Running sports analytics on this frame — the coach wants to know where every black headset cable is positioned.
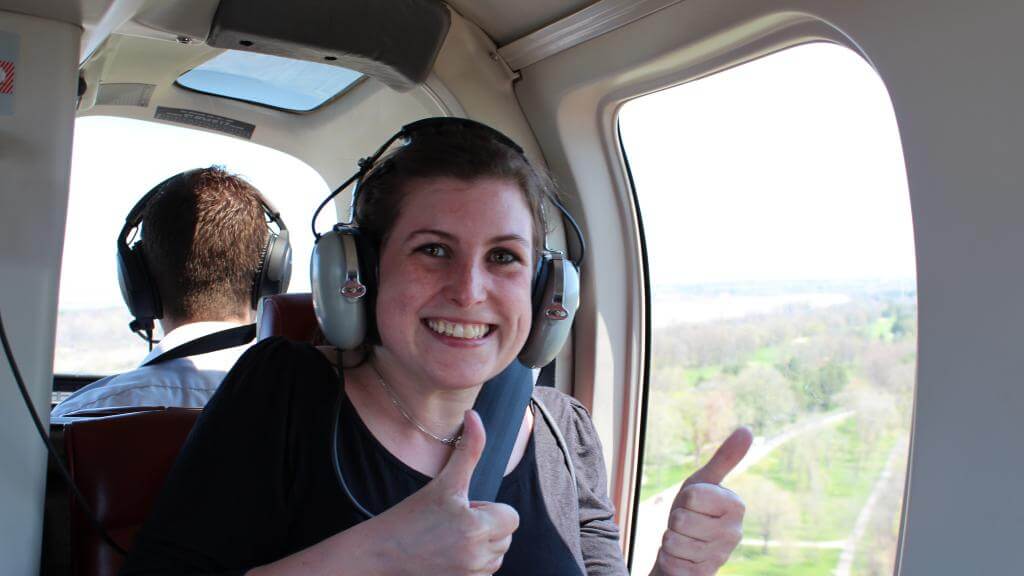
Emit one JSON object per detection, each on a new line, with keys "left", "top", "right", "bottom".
{"left": 0, "top": 309, "right": 129, "bottom": 557}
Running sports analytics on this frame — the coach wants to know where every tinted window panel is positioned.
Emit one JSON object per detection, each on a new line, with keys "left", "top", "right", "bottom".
{"left": 177, "top": 51, "right": 362, "bottom": 111}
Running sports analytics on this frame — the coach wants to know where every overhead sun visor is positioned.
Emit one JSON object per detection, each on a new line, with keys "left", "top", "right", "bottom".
{"left": 206, "top": 0, "right": 450, "bottom": 92}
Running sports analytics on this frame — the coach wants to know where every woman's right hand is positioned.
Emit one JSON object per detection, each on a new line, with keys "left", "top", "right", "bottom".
{"left": 371, "top": 409, "right": 520, "bottom": 575}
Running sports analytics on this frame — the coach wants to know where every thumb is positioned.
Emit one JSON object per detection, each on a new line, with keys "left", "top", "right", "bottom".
{"left": 683, "top": 427, "right": 754, "bottom": 487}
{"left": 434, "top": 409, "right": 486, "bottom": 500}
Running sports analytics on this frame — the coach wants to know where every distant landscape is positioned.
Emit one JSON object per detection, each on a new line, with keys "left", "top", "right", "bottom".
{"left": 634, "top": 279, "right": 915, "bottom": 576}
{"left": 53, "top": 307, "right": 151, "bottom": 375}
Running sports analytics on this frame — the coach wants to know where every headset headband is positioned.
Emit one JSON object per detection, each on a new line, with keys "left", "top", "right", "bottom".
{"left": 311, "top": 118, "right": 586, "bottom": 265}
{"left": 118, "top": 171, "right": 289, "bottom": 281}
{"left": 121, "top": 171, "right": 288, "bottom": 243}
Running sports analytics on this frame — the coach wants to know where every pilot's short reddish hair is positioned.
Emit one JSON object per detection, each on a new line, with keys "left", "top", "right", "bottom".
{"left": 141, "top": 166, "right": 268, "bottom": 320}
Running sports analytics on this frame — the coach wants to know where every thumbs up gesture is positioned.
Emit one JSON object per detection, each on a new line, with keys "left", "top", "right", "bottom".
{"left": 372, "top": 409, "right": 520, "bottom": 576}
{"left": 651, "top": 427, "right": 753, "bottom": 576}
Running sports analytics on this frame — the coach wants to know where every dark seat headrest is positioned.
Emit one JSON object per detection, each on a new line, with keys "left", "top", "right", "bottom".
{"left": 256, "top": 292, "right": 323, "bottom": 343}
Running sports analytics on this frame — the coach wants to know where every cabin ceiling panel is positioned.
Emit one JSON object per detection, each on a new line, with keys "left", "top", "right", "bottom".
{"left": 446, "top": 0, "right": 598, "bottom": 45}
{"left": 0, "top": 0, "right": 91, "bottom": 25}
{"left": 207, "top": 0, "right": 450, "bottom": 91}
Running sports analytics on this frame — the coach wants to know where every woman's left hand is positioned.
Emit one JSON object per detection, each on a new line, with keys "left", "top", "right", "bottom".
{"left": 651, "top": 428, "right": 753, "bottom": 576}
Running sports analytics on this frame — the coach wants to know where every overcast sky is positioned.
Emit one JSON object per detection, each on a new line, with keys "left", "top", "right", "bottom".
{"left": 620, "top": 42, "right": 915, "bottom": 289}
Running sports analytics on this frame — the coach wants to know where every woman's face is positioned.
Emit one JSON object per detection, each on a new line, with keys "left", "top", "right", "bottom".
{"left": 374, "top": 176, "right": 535, "bottom": 390}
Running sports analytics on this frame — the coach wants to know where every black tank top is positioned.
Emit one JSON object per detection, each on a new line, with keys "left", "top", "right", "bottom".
{"left": 338, "top": 390, "right": 583, "bottom": 575}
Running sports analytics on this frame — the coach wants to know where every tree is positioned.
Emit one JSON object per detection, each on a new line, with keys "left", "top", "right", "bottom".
{"left": 838, "top": 378, "right": 898, "bottom": 476}
{"left": 802, "top": 360, "right": 849, "bottom": 410}
{"left": 736, "top": 476, "right": 800, "bottom": 556}
{"left": 677, "top": 382, "right": 737, "bottom": 467}
{"left": 891, "top": 310, "right": 915, "bottom": 340}
{"left": 731, "top": 365, "right": 797, "bottom": 436}
{"left": 644, "top": 383, "right": 690, "bottom": 470}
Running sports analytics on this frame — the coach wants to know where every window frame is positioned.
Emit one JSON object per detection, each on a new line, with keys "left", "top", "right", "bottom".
{"left": 612, "top": 40, "right": 916, "bottom": 573}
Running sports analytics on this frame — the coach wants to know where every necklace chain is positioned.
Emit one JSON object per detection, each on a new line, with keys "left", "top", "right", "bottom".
{"left": 370, "top": 362, "right": 463, "bottom": 447}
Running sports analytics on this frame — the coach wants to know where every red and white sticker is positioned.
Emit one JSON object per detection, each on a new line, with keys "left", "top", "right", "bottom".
{"left": 0, "top": 59, "right": 14, "bottom": 94}
{"left": 0, "top": 30, "right": 16, "bottom": 115}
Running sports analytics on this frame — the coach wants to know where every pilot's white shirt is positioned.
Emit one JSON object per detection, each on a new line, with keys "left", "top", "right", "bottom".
{"left": 50, "top": 321, "right": 253, "bottom": 419}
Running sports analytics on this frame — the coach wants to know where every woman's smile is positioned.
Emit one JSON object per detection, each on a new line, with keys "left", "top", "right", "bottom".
{"left": 423, "top": 318, "right": 493, "bottom": 341}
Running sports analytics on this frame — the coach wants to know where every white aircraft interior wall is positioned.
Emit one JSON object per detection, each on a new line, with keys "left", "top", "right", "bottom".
{"left": 515, "top": 0, "right": 1024, "bottom": 572}
{"left": 0, "top": 11, "right": 80, "bottom": 575}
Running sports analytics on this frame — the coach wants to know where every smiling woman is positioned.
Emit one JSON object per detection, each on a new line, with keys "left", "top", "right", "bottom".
{"left": 117, "top": 118, "right": 745, "bottom": 576}
{"left": 119, "top": 119, "right": 602, "bottom": 576}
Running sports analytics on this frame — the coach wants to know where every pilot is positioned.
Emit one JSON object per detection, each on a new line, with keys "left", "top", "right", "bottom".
{"left": 121, "top": 121, "right": 746, "bottom": 575}
{"left": 51, "top": 166, "right": 290, "bottom": 418}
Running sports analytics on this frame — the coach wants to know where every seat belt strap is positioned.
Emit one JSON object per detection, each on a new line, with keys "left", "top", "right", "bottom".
{"left": 468, "top": 360, "right": 533, "bottom": 502}
{"left": 143, "top": 324, "right": 256, "bottom": 367}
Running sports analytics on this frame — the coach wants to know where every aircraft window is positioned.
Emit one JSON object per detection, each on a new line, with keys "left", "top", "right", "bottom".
{"left": 176, "top": 51, "right": 362, "bottom": 112}
{"left": 53, "top": 116, "right": 330, "bottom": 385}
{"left": 620, "top": 43, "right": 915, "bottom": 575}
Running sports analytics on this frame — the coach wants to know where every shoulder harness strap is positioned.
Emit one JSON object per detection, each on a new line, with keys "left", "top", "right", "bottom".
{"left": 531, "top": 393, "right": 578, "bottom": 498}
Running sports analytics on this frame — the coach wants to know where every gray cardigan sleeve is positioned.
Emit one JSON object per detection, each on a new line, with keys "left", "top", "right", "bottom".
{"left": 533, "top": 387, "right": 629, "bottom": 575}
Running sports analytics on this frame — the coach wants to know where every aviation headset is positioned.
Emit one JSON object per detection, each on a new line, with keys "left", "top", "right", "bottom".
{"left": 310, "top": 117, "right": 585, "bottom": 368}
{"left": 117, "top": 169, "right": 292, "bottom": 344}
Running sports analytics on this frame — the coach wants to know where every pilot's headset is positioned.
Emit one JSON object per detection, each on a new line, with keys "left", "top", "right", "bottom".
{"left": 117, "top": 169, "right": 292, "bottom": 345}
{"left": 310, "top": 117, "right": 584, "bottom": 368}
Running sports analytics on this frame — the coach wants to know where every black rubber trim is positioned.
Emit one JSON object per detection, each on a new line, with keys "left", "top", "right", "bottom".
{"left": 618, "top": 122, "right": 654, "bottom": 573}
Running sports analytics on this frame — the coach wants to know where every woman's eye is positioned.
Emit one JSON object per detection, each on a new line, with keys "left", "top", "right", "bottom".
{"left": 417, "top": 244, "right": 449, "bottom": 258}
{"left": 489, "top": 249, "right": 520, "bottom": 265}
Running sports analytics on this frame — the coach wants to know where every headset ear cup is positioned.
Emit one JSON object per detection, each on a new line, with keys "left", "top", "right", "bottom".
{"left": 530, "top": 256, "right": 549, "bottom": 310}
{"left": 353, "top": 230, "right": 379, "bottom": 344}
{"left": 116, "top": 240, "right": 161, "bottom": 325}
{"left": 251, "top": 229, "right": 293, "bottom": 309}
{"left": 518, "top": 253, "right": 580, "bottom": 368}
{"left": 311, "top": 227, "right": 375, "bottom": 349}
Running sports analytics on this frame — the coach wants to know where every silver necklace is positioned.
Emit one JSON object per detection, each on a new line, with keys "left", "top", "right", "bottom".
{"left": 370, "top": 362, "right": 463, "bottom": 447}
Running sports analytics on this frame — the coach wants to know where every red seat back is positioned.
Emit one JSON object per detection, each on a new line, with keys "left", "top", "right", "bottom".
{"left": 59, "top": 294, "right": 319, "bottom": 576}
{"left": 63, "top": 408, "right": 200, "bottom": 576}
{"left": 256, "top": 292, "right": 322, "bottom": 342}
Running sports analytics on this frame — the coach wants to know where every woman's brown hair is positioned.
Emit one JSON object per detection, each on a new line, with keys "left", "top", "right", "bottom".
{"left": 353, "top": 124, "right": 557, "bottom": 254}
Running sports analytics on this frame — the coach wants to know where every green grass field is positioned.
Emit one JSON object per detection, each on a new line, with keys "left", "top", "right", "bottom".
{"left": 638, "top": 462, "right": 687, "bottom": 502}
{"left": 870, "top": 317, "right": 896, "bottom": 341}
{"left": 681, "top": 364, "right": 720, "bottom": 385}
{"left": 749, "top": 345, "right": 780, "bottom": 365}
{"left": 741, "top": 419, "right": 897, "bottom": 541}
{"left": 720, "top": 547, "right": 841, "bottom": 576}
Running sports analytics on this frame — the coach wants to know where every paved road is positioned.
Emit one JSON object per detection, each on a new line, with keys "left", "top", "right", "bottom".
{"left": 833, "top": 442, "right": 904, "bottom": 576}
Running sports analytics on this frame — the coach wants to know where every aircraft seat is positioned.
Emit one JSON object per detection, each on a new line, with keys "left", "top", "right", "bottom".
{"left": 63, "top": 408, "right": 200, "bottom": 576}
{"left": 256, "top": 292, "right": 321, "bottom": 342}
{"left": 55, "top": 294, "right": 319, "bottom": 576}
